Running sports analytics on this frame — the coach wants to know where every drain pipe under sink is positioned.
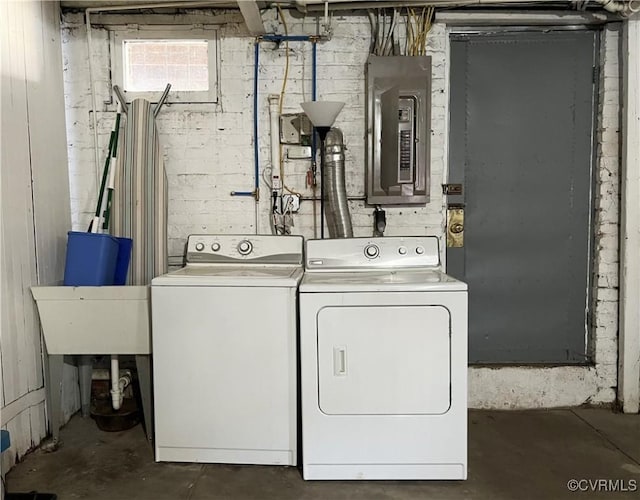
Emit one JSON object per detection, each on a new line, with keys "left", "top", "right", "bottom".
{"left": 110, "top": 355, "right": 131, "bottom": 411}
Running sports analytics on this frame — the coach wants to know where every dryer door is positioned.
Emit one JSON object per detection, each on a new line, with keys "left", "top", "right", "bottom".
{"left": 317, "top": 305, "right": 451, "bottom": 415}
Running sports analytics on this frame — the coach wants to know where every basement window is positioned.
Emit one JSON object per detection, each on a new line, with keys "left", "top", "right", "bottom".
{"left": 112, "top": 29, "right": 219, "bottom": 103}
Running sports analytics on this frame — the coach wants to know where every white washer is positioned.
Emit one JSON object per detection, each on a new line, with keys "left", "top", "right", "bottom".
{"left": 300, "top": 236, "right": 468, "bottom": 480}
{"left": 152, "top": 234, "right": 303, "bottom": 465}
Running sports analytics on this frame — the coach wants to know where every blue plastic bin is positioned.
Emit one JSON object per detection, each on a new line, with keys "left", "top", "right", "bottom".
{"left": 114, "top": 237, "right": 133, "bottom": 285}
{"left": 63, "top": 231, "right": 119, "bottom": 286}
{"left": 1, "top": 429, "right": 10, "bottom": 453}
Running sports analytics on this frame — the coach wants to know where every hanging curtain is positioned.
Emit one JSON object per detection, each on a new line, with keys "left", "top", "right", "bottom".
{"left": 112, "top": 98, "right": 168, "bottom": 285}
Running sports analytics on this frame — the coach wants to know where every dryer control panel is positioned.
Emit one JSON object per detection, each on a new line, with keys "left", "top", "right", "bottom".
{"left": 306, "top": 236, "right": 440, "bottom": 271}
{"left": 186, "top": 234, "right": 303, "bottom": 265}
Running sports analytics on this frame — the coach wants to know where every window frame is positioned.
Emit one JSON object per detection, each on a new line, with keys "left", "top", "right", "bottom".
{"left": 111, "top": 27, "right": 220, "bottom": 104}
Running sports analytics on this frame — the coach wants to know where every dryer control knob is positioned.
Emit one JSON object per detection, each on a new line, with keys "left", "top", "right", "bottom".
{"left": 416, "top": 246, "right": 425, "bottom": 255}
{"left": 211, "top": 242, "right": 221, "bottom": 252}
{"left": 237, "top": 240, "right": 253, "bottom": 255}
{"left": 195, "top": 242, "right": 205, "bottom": 252}
{"left": 398, "top": 246, "right": 407, "bottom": 255}
{"left": 364, "top": 244, "right": 380, "bottom": 259}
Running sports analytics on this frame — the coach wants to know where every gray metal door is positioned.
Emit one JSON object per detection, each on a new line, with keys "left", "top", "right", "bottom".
{"left": 447, "top": 30, "right": 598, "bottom": 364}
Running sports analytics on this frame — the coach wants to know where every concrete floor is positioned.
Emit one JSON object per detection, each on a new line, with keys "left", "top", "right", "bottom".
{"left": 6, "top": 409, "right": 640, "bottom": 500}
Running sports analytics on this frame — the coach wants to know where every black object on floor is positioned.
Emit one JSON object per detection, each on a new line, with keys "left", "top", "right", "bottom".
{"left": 6, "top": 493, "right": 57, "bottom": 499}
{"left": 90, "top": 397, "right": 140, "bottom": 432}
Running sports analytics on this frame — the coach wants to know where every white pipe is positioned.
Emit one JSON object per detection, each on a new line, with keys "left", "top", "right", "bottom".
{"left": 110, "top": 355, "right": 131, "bottom": 411}
{"left": 268, "top": 95, "right": 282, "bottom": 192}
{"left": 297, "top": 0, "right": 573, "bottom": 4}
{"left": 110, "top": 355, "right": 120, "bottom": 410}
{"left": 85, "top": 1, "right": 225, "bottom": 15}
{"left": 295, "top": 0, "right": 631, "bottom": 13}
{"left": 85, "top": 10, "right": 100, "bottom": 195}
{"left": 95, "top": 367, "right": 132, "bottom": 380}
{"left": 296, "top": 0, "right": 551, "bottom": 8}
{"left": 594, "top": 0, "right": 625, "bottom": 13}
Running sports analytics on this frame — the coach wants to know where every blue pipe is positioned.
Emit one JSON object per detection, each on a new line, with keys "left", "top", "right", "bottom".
{"left": 253, "top": 40, "right": 260, "bottom": 193}
{"left": 234, "top": 35, "right": 319, "bottom": 199}
{"left": 312, "top": 40, "right": 317, "bottom": 156}
{"left": 262, "top": 35, "right": 313, "bottom": 42}
{"left": 312, "top": 40, "right": 321, "bottom": 237}
{"left": 232, "top": 41, "right": 261, "bottom": 198}
{"left": 312, "top": 41, "right": 317, "bottom": 101}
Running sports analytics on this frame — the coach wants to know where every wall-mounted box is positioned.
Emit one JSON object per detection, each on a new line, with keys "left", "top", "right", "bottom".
{"left": 287, "top": 145, "right": 312, "bottom": 159}
{"left": 280, "top": 113, "right": 312, "bottom": 145}
{"left": 366, "top": 56, "right": 431, "bottom": 205}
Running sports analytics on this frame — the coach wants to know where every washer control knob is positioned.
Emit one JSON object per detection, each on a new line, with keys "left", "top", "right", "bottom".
{"left": 364, "top": 244, "right": 380, "bottom": 259}
{"left": 237, "top": 240, "right": 253, "bottom": 255}
{"left": 416, "top": 246, "right": 425, "bottom": 255}
{"left": 211, "top": 242, "right": 221, "bottom": 252}
{"left": 398, "top": 246, "right": 407, "bottom": 255}
{"left": 195, "top": 242, "right": 205, "bottom": 252}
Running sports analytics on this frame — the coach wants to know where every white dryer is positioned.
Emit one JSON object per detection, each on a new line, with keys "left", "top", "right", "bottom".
{"left": 300, "top": 236, "right": 468, "bottom": 480}
{"left": 152, "top": 235, "right": 303, "bottom": 465}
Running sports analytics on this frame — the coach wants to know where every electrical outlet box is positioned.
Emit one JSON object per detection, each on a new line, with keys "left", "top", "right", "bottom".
{"left": 282, "top": 194, "right": 301, "bottom": 213}
{"left": 287, "top": 146, "right": 312, "bottom": 159}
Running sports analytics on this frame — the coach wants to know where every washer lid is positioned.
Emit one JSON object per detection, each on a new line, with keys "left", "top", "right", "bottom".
{"left": 152, "top": 265, "right": 303, "bottom": 287}
{"left": 299, "top": 269, "right": 467, "bottom": 293}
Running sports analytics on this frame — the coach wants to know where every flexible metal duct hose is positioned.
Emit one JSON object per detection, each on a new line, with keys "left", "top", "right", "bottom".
{"left": 324, "top": 128, "right": 353, "bottom": 238}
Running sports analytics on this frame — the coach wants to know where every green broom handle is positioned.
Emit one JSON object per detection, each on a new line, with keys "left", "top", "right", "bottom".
{"left": 88, "top": 129, "right": 116, "bottom": 232}
{"left": 102, "top": 112, "right": 122, "bottom": 230}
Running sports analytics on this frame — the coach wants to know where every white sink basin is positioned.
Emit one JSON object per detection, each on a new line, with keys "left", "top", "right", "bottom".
{"left": 31, "top": 286, "right": 151, "bottom": 355}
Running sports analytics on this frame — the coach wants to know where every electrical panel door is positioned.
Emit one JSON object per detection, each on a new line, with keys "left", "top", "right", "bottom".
{"left": 366, "top": 56, "right": 431, "bottom": 205}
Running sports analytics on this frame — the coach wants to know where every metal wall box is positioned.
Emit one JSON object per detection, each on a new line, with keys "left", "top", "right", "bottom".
{"left": 366, "top": 56, "right": 431, "bottom": 205}
{"left": 280, "top": 113, "right": 312, "bottom": 145}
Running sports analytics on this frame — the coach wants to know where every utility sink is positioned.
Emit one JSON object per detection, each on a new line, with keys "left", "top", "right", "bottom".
{"left": 31, "top": 286, "right": 151, "bottom": 355}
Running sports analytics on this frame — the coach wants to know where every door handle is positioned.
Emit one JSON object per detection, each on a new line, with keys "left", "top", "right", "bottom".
{"left": 447, "top": 206, "right": 465, "bottom": 248}
{"left": 333, "top": 346, "right": 347, "bottom": 376}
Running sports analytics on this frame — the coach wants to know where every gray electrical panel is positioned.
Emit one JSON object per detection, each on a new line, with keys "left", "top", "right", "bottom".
{"left": 366, "top": 56, "right": 431, "bottom": 205}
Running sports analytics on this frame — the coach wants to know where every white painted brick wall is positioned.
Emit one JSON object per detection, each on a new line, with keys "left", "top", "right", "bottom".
{"left": 61, "top": 12, "right": 447, "bottom": 257}
{"left": 589, "top": 25, "right": 621, "bottom": 404}
{"left": 61, "top": 11, "right": 620, "bottom": 408}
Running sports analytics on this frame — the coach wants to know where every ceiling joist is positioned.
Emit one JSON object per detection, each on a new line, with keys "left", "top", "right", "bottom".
{"left": 237, "top": 0, "right": 266, "bottom": 35}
